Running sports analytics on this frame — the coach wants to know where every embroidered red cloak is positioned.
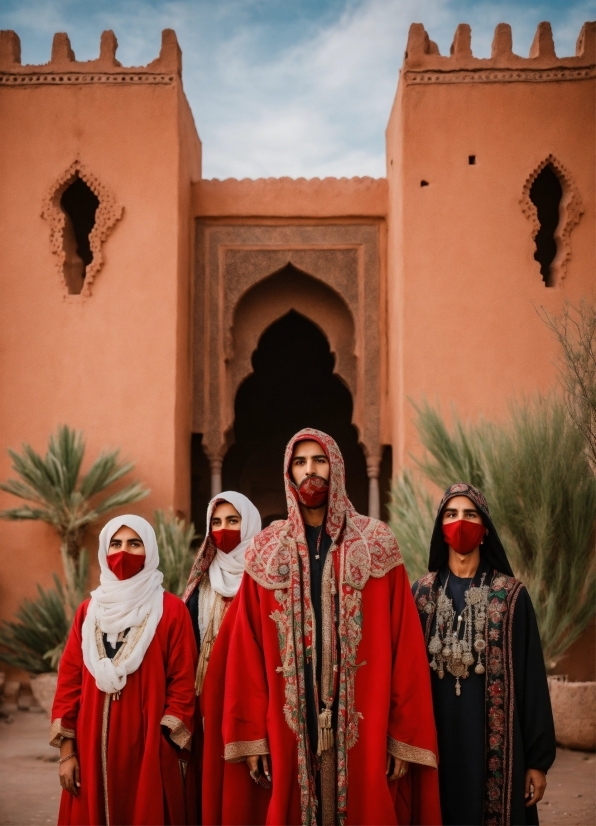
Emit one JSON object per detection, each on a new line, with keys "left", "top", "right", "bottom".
{"left": 221, "top": 428, "right": 442, "bottom": 826}
{"left": 50, "top": 592, "right": 197, "bottom": 826}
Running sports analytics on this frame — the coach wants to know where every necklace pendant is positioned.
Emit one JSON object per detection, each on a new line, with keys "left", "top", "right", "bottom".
{"left": 455, "top": 677, "right": 461, "bottom": 696}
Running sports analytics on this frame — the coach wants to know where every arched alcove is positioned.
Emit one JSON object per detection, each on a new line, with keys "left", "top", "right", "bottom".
{"left": 193, "top": 223, "right": 383, "bottom": 517}
{"left": 222, "top": 311, "right": 369, "bottom": 522}
{"left": 520, "top": 155, "right": 584, "bottom": 287}
{"left": 529, "top": 164, "right": 562, "bottom": 287}
{"left": 60, "top": 175, "right": 100, "bottom": 294}
{"left": 227, "top": 263, "right": 357, "bottom": 409}
{"left": 41, "top": 159, "right": 123, "bottom": 298}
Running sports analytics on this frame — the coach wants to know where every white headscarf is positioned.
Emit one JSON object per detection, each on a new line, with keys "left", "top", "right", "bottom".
{"left": 81, "top": 515, "right": 164, "bottom": 695}
{"left": 207, "top": 492, "right": 261, "bottom": 598}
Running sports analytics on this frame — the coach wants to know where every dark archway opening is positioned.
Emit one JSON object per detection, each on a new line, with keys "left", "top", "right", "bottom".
{"left": 60, "top": 176, "right": 100, "bottom": 294}
{"left": 222, "top": 310, "right": 369, "bottom": 525}
{"left": 529, "top": 164, "right": 562, "bottom": 287}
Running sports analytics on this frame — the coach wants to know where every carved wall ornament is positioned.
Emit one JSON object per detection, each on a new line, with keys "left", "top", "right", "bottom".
{"left": 0, "top": 73, "right": 175, "bottom": 86}
{"left": 520, "top": 155, "right": 584, "bottom": 286}
{"left": 404, "top": 67, "right": 594, "bottom": 85}
{"left": 41, "top": 160, "right": 123, "bottom": 299}
{"left": 193, "top": 223, "right": 383, "bottom": 472}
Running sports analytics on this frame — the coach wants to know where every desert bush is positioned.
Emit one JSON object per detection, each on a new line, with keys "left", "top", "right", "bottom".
{"left": 0, "top": 576, "right": 69, "bottom": 673}
{"left": 389, "top": 397, "right": 596, "bottom": 666}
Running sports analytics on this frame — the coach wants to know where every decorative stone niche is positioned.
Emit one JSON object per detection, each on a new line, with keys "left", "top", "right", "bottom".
{"left": 41, "top": 160, "right": 123, "bottom": 299}
{"left": 193, "top": 222, "right": 384, "bottom": 516}
{"left": 520, "top": 155, "right": 583, "bottom": 287}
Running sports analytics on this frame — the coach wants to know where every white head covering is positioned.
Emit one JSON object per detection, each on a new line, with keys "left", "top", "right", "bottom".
{"left": 207, "top": 492, "right": 261, "bottom": 598}
{"left": 81, "top": 515, "right": 164, "bottom": 695}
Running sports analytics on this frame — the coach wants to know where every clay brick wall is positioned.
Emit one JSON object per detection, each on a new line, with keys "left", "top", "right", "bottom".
{"left": 0, "top": 30, "right": 201, "bottom": 619}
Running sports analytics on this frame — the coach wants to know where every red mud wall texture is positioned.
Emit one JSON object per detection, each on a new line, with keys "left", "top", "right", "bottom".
{"left": 386, "top": 22, "right": 596, "bottom": 471}
{"left": 0, "top": 30, "right": 201, "bottom": 619}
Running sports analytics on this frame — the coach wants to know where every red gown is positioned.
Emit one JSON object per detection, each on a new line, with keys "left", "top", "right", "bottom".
{"left": 220, "top": 428, "right": 442, "bottom": 826}
{"left": 50, "top": 592, "right": 197, "bottom": 825}
{"left": 200, "top": 598, "right": 271, "bottom": 826}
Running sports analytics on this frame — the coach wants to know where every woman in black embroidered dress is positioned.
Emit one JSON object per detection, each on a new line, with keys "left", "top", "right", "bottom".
{"left": 412, "top": 483, "right": 556, "bottom": 826}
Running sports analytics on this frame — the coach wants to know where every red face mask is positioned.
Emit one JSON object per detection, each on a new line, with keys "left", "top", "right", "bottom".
{"left": 296, "top": 475, "right": 329, "bottom": 509}
{"left": 442, "top": 520, "right": 486, "bottom": 555}
{"left": 107, "top": 551, "right": 146, "bottom": 580}
{"left": 211, "top": 529, "right": 241, "bottom": 553}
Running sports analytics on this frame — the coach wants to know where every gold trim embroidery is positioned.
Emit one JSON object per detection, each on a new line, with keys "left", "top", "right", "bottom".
{"left": 49, "top": 718, "right": 76, "bottom": 747}
{"left": 102, "top": 693, "right": 112, "bottom": 826}
{"left": 224, "top": 738, "right": 270, "bottom": 763}
{"left": 160, "top": 714, "right": 192, "bottom": 750}
{"left": 270, "top": 588, "right": 299, "bottom": 735}
{"left": 387, "top": 736, "right": 437, "bottom": 768}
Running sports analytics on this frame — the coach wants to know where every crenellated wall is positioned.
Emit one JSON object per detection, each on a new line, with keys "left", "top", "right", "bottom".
{"left": 386, "top": 20, "right": 595, "bottom": 472}
{"left": 0, "top": 29, "right": 201, "bottom": 620}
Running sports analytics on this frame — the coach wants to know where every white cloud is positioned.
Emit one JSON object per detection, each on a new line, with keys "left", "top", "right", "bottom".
{"left": 0, "top": 0, "right": 590, "bottom": 178}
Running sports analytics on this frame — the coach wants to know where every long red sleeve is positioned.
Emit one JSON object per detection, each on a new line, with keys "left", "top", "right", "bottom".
{"left": 50, "top": 600, "right": 88, "bottom": 742}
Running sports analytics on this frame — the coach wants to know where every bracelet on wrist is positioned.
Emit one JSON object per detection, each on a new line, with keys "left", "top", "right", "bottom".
{"left": 59, "top": 751, "right": 77, "bottom": 764}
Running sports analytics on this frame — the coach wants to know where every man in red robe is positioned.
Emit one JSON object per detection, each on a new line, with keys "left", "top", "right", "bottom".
{"left": 50, "top": 515, "right": 197, "bottom": 825}
{"left": 221, "top": 429, "right": 441, "bottom": 826}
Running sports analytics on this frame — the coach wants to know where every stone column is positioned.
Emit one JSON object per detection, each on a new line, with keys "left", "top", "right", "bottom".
{"left": 366, "top": 456, "right": 381, "bottom": 520}
{"left": 210, "top": 457, "right": 223, "bottom": 499}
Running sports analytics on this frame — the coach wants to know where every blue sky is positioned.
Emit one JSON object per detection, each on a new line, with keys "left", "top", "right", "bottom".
{"left": 0, "top": 0, "right": 592, "bottom": 178}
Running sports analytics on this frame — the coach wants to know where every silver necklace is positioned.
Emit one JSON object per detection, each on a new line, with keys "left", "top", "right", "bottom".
{"left": 428, "top": 572, "right": 489, "bottom": 696}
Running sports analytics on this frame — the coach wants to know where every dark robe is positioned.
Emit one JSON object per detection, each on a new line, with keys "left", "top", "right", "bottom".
{"left": 304, "top": 523, "right": 333, "bottom": 753}
{"left": 414, "top": 482, "right": 557, "bottom": 826}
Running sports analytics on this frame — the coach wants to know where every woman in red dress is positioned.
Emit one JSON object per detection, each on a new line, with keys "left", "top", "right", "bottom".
{"left": 182, "top": 492, "right": 264, "bottom": 825}
{"left": 50, "top": 515, "right": 197, "bottom": 826}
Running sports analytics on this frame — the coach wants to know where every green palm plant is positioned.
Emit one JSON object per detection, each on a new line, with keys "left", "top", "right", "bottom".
{"left": 0, "top": 425, "right": 149, "bottom": 611}
{"left": 154, "top": 508, "right": 199, "bottom": 597}
{"left": 389, "top": 397, "right": 596, "bottom": 667}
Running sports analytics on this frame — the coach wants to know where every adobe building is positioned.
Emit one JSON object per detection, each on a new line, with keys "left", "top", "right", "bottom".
{"left": 0, "top": 21, "right": 594, "bottom": 674}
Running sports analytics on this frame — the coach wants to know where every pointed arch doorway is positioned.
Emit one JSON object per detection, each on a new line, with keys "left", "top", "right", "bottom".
{"left": 222, "top": 311, "right": 369, "bottom": 524}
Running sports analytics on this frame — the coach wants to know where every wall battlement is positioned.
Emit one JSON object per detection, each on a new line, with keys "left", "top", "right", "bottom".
{"left": 0, "top": 28, "right": 181, "bottom": 85}
{"left": 403, "top": 20, "right": 595, "bottom": 84}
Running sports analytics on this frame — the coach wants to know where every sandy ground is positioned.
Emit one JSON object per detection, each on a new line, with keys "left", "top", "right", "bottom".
{"left": 0, "top": 710, "right": 594, "bottom": 825}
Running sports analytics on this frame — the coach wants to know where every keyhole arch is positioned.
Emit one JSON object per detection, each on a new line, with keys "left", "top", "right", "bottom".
{"left": 520, "top": 155, "right": 584, "bottom": 288}
{"left": 42, "top": 160, "right": 123, "bottom": 299}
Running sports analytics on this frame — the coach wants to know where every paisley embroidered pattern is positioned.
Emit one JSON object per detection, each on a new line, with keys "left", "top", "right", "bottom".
{"left": 181, "top": 534, "right": 217, "bottom": 603}
{"left": 335, "top": 585, "right": 365, "bottom": 816}
{"left": 484, "top": 574, "right": 522, "bottom": 826}
{"left": 270, "top": 588, "right": 300, "bottom": 734}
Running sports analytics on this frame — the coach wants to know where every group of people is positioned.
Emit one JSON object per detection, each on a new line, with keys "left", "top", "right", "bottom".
{"left": 49, "top": 428, "right": 556, "bottom": 826}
